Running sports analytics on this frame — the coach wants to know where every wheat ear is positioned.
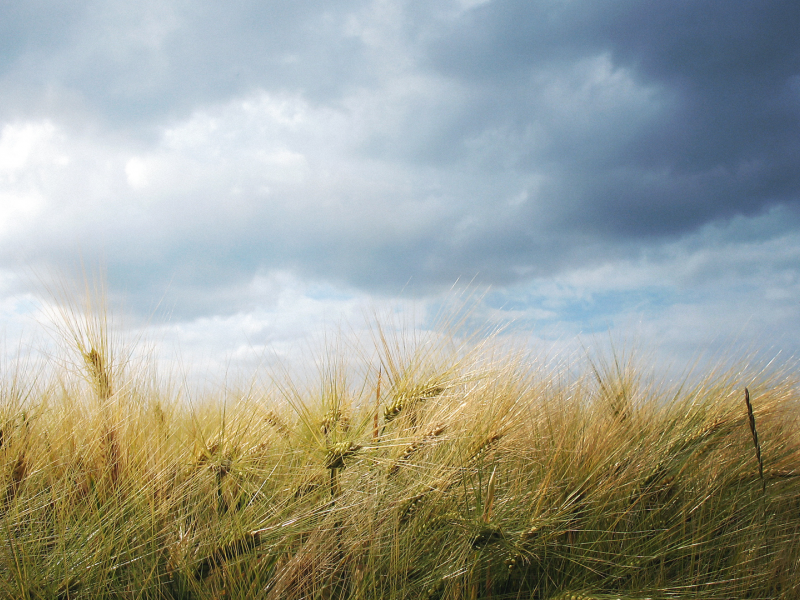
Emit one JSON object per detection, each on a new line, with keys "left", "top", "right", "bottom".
{"left": 388, "top": 423, "right": 446, "bottom": 476}
{"left": 84, "top": 347, "right": 112, "bottom": 400}
{"left": 468, "top": 431, "right": 503, "bottom": 467}
{"left": 265, "top": 410, "right": 290, "bottom": 439}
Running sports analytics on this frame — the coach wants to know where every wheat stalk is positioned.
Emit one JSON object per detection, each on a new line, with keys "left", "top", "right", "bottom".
{"left": 373, "top": 366, "right": 381, "bottom": 441}
{"left": 482, "top": 466, "right": 496, "bottom": 524}
{"left": 744, "top": 387, "right": 765, "bottom": 493}
{"left": 102, "top": 424, "right": 120, "bottom": 488}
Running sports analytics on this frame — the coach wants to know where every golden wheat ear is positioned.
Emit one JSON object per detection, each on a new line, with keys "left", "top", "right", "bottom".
{"left": 388, "top": 422, "right": 446, "bottom": 477}
{"left": 84, "top": 347, "right": 112, "bottom": 400}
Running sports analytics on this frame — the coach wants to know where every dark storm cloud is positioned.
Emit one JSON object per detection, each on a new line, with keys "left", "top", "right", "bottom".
{"left": 424, "top": 0, "right": 800, "bottom": 237}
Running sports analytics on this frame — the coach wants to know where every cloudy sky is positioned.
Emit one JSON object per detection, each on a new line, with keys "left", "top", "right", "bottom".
{"left": 1, "top": 0, "right": 799, "bottom": 378}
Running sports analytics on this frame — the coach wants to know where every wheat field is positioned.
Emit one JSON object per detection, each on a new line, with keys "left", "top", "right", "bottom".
{"left": 0, "top": 294, "right": 799, "bottom": 599}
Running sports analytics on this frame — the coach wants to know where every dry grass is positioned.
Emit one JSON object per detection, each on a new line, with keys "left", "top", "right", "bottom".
{"left": 0, "top": 292, "right": 798, "bottom": 599}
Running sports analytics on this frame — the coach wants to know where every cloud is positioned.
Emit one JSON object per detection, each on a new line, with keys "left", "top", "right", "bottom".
{"left": 0, "top": 1, "right": 798, "bottom": 378}
{"left": 0, "top": 0, "right": 376, "bottom": 130}
{"left": 425, "top": 0, "right": 800, "bottom": 236}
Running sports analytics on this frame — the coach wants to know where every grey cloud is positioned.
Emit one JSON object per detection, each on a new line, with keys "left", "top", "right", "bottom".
{"left": 421, "top": 0, "right": 800, "bottom": 237}
{"left": 0, "top": 0, "right": 372, "bottom": 129}
{"left": 2, "top": 0, "right": 800, "bottom": 323}
{"left": 0, "top": 2, "right": 85, "bottom": 66}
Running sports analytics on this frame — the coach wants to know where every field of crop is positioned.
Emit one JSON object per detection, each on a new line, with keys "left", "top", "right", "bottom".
{"left": 1, "top": 295, "right": 799, "bottom": 599}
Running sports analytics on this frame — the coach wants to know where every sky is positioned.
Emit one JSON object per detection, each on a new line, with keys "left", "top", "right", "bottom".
{"left": 1, "top": 0, "right": 799, "bottom": 381}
